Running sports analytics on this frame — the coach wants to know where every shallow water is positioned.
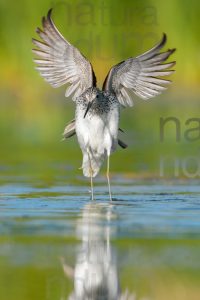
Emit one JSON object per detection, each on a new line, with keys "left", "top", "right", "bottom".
{"left": 0, "top": 178, "right": 200, "bottom": 300}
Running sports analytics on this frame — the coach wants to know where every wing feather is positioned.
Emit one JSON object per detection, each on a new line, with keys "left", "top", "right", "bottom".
{"left": 103, "top": 34, "right": 176, "bottom": 106}
{"left": 32, "top": 9, "right": 96, "bottom": 101}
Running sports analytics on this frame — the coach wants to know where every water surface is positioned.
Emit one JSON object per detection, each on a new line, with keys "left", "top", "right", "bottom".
{"left": 0, "top": 178, "right": 200, "bottom": 300}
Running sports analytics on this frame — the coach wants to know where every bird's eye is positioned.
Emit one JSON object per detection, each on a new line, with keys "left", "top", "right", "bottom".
{"left": 96, "top": 95, "right": 99, "bottom": 98}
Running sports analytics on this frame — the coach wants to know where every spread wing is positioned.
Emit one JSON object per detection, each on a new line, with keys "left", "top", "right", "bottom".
{"left": 103, "top": 34, "right": 176, "bottom": 107}
{"left": 32, "top": 9, "right": 96, "bottom": 101}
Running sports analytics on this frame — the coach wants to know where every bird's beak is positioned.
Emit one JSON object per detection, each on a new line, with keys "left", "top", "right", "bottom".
{"left": 84, "top": 101, "right": 93, "bottom": 118}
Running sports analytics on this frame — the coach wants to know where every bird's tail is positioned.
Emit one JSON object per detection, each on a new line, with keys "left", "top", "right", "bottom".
{"left": 82, "top": 152, "right": 105, "bottom": 177}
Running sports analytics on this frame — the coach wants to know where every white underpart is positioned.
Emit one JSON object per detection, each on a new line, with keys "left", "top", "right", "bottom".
{"left": 75, "top": 106, "right": 119, "bottom": 177}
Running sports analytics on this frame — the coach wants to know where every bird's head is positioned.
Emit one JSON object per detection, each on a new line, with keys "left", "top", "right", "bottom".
{"left": 84, "top": 88, "right": 102, "bottom": 118}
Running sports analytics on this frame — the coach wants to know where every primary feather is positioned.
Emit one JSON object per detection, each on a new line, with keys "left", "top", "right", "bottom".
{"left": 32, "top": 9, "right": 96, "bottom": 101}
{"left": 103, "top": 33, "right": 176, "bottom": 106}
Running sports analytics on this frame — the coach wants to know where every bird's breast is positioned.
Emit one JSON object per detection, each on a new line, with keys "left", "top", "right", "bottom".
{"left": 75, "top": 105, "right": 119, "bottom": 155}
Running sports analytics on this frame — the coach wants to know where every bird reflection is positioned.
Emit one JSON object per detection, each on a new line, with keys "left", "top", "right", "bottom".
{"left": 61, "top": 202, "right": 144, "bottom": 300}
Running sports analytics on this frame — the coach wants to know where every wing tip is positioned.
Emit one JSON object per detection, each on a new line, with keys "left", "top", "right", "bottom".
{"left": 118, "top": 139, "right": 128, "bottom": 149}
{"left": 42, "top": 16, "right": 46, "bottom": 27}
{"left": 170, "top": 61, "right": 176, "bottom": 67}
{"left": 159, "top": 34, "right": 177, "bottom": 56}
{"left": 42, "top": 8, "right": 53, "bottom": 25}
{"left": 168, "top": 48, "right": 176, "bottom": 53}
{"left": 36, "top": 27, "right": 41, "bottom": 34}
{"left": 162, "top": 32, "right": 167, "bottom": 44}
{"left": 41, "top": 9, "right": 52, "bottom": 30}
{"left": 47, "top": 8, "right": 53, "bottom": 20}
{"left": 167, "top": 48, "right": 176, "bottom": 61}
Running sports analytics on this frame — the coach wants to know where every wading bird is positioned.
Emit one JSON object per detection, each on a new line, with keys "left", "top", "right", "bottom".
{"left": 32, "top": 9, "right": 176, "bottom": 200}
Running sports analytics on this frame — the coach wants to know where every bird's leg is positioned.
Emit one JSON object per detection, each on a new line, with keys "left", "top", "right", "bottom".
{"left": 106, "top": 154, "right": 112, "bottom": 201}
{"left": 88, "top": 152, "right": 94, "bottom": 201}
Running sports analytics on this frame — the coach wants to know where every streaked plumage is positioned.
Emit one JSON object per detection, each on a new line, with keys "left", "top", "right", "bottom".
{"left": 32, "top": 9, "right": 176, "bottom": 200}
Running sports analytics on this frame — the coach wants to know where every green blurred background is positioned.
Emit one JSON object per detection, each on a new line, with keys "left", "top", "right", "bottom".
{"left": 0, "top": 2, "right": 200, "bottom": 300}
{"left": 0, "top": 0, "right": 200, "bottom": 182}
